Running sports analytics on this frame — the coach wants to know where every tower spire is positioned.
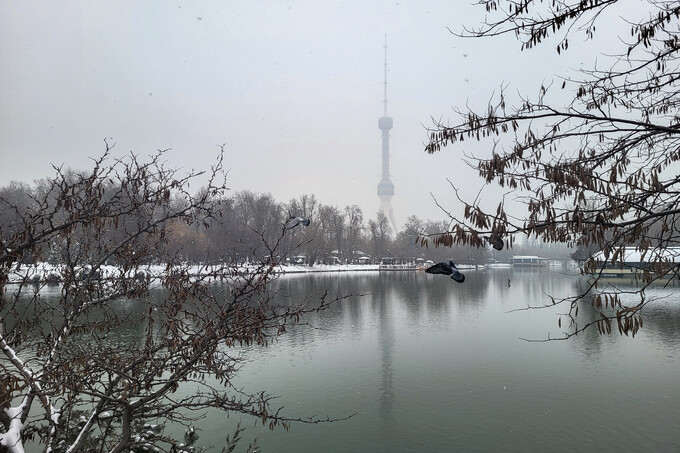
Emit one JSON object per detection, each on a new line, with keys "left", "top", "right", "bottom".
{"left": 383, "top": 33, "right": 388, "bottom": 117}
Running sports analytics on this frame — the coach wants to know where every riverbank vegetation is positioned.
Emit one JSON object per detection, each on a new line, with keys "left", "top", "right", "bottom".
{"left": 0, "top": 149, "right": 355, "bottom": 452}
{"left": 423, "top": 0, "right": 680, "bottom": 338}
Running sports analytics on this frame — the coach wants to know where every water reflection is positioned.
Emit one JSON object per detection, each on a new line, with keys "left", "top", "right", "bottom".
{"left": 246, "top": 268, "right": 680, "bottom": 361}
{"left": 375, "top": 280, "right": 395, "bottom": 424}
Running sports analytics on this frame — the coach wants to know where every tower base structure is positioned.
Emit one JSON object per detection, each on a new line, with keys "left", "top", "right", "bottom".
{"left": 379, "top": 196, "right": 398, "bottom": 236}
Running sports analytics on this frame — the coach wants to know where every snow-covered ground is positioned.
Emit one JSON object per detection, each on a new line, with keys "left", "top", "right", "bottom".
{"left": 4, "top": 262, "right": 382, "bottom": 285}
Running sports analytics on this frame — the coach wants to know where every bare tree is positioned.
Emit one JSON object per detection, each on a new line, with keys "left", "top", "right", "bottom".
{"left": 393, "top": 215, "right": 426, "bottom": 259}
{"left": 422, "top": 0, "right": 680, "bottom": 337}
{"left": 286, "top": 194, "right": 323, "bottom": 265}
{"left": 368, "top": 211, "right": 392, "bottom": 261}
{"left": 0, "top": 147, "right": 342, "bottom": 452}
{"left": 319, "top": 205, "right": 345, "bottom": 261}
{"left": 343, "top": 205, "right": 366, "bottom": 262}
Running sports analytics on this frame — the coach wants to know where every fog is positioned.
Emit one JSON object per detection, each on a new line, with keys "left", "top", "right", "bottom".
{"left": 0, "top": 0, "right": 640, "bottom": 227}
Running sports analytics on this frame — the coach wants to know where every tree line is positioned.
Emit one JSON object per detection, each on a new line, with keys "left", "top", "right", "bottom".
{"left": 0, "top": 170, "right": 507, "bottom": 269}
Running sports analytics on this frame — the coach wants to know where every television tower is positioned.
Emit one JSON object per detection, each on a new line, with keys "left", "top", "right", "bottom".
{"left": 377, "top": 35, "right": 397, "bottom": 234}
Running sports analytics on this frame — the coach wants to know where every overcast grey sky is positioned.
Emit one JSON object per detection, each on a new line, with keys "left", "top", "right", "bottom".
{"left": 0, "top": 1, "right": 635, "bottom": 226}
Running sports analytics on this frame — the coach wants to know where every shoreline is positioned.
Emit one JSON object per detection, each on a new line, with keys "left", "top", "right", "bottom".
{"left": 4, "top": 262, "right": 385, "bottom": 285}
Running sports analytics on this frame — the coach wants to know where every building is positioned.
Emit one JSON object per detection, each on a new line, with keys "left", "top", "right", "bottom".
{"left": 592, "top": 246, "right": 680, "bottom": 278}
{"left": 509, "top": 255, "right": 550, "bottom": 267}
{"left": 377, "top": 35, "right": 397, "bottom": 235}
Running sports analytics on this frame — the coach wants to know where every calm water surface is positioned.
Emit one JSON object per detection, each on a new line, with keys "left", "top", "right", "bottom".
{"left": 193, "top": 269, "right": 680, "bottom": 452}
{"left": 15, "top": 268, "right": 680, "bottom": 452}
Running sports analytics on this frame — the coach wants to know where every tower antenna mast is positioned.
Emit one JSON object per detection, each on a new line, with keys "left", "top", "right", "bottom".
{"left": 383, "top": 34, "right": 388, "bottom": 117}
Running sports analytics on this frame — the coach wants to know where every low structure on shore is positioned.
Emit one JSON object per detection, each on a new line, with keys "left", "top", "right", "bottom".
{"left": 509, "top": 256, "right": 550, "bottom": 267}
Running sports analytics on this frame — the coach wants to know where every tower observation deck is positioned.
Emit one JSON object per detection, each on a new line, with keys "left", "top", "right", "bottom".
{"left": 377, "top": 36, "right": 397, "bottom": 234}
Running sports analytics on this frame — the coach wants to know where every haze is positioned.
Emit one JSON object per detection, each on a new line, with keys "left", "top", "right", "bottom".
{"left": 0, "top": 0, "right": 626, "bottom": 226}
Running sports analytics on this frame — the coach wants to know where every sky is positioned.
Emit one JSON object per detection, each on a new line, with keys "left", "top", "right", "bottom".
{"left": 0, "top": 0, "right": 638, "bottom": 228}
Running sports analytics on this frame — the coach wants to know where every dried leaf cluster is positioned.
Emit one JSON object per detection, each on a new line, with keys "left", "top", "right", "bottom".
{"left": 427, "top": 0, "right": 680, "bottom": 338}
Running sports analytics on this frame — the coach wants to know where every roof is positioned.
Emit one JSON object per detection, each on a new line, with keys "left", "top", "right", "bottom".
{"left": 593, "top": 247, "right": 680, "bottom": 263}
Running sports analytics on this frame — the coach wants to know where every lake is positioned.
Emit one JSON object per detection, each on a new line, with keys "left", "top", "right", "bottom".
{"left": 11, "top": 267, "right": 680, "bottom": 452}
{"left": 187, "top": 268, "right": 680, "bottom": 452}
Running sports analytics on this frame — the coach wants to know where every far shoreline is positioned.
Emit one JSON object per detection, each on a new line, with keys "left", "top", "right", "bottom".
{"left": 5, "top": 262, "right": 387, "bottom": 285}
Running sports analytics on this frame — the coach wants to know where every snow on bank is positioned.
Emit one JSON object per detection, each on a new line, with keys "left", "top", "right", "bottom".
{"left": 269, "top": 263, "right": 380, "bottom": 273}
{"left": 4, "top": 262, "right": 381, "bottom": 285}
